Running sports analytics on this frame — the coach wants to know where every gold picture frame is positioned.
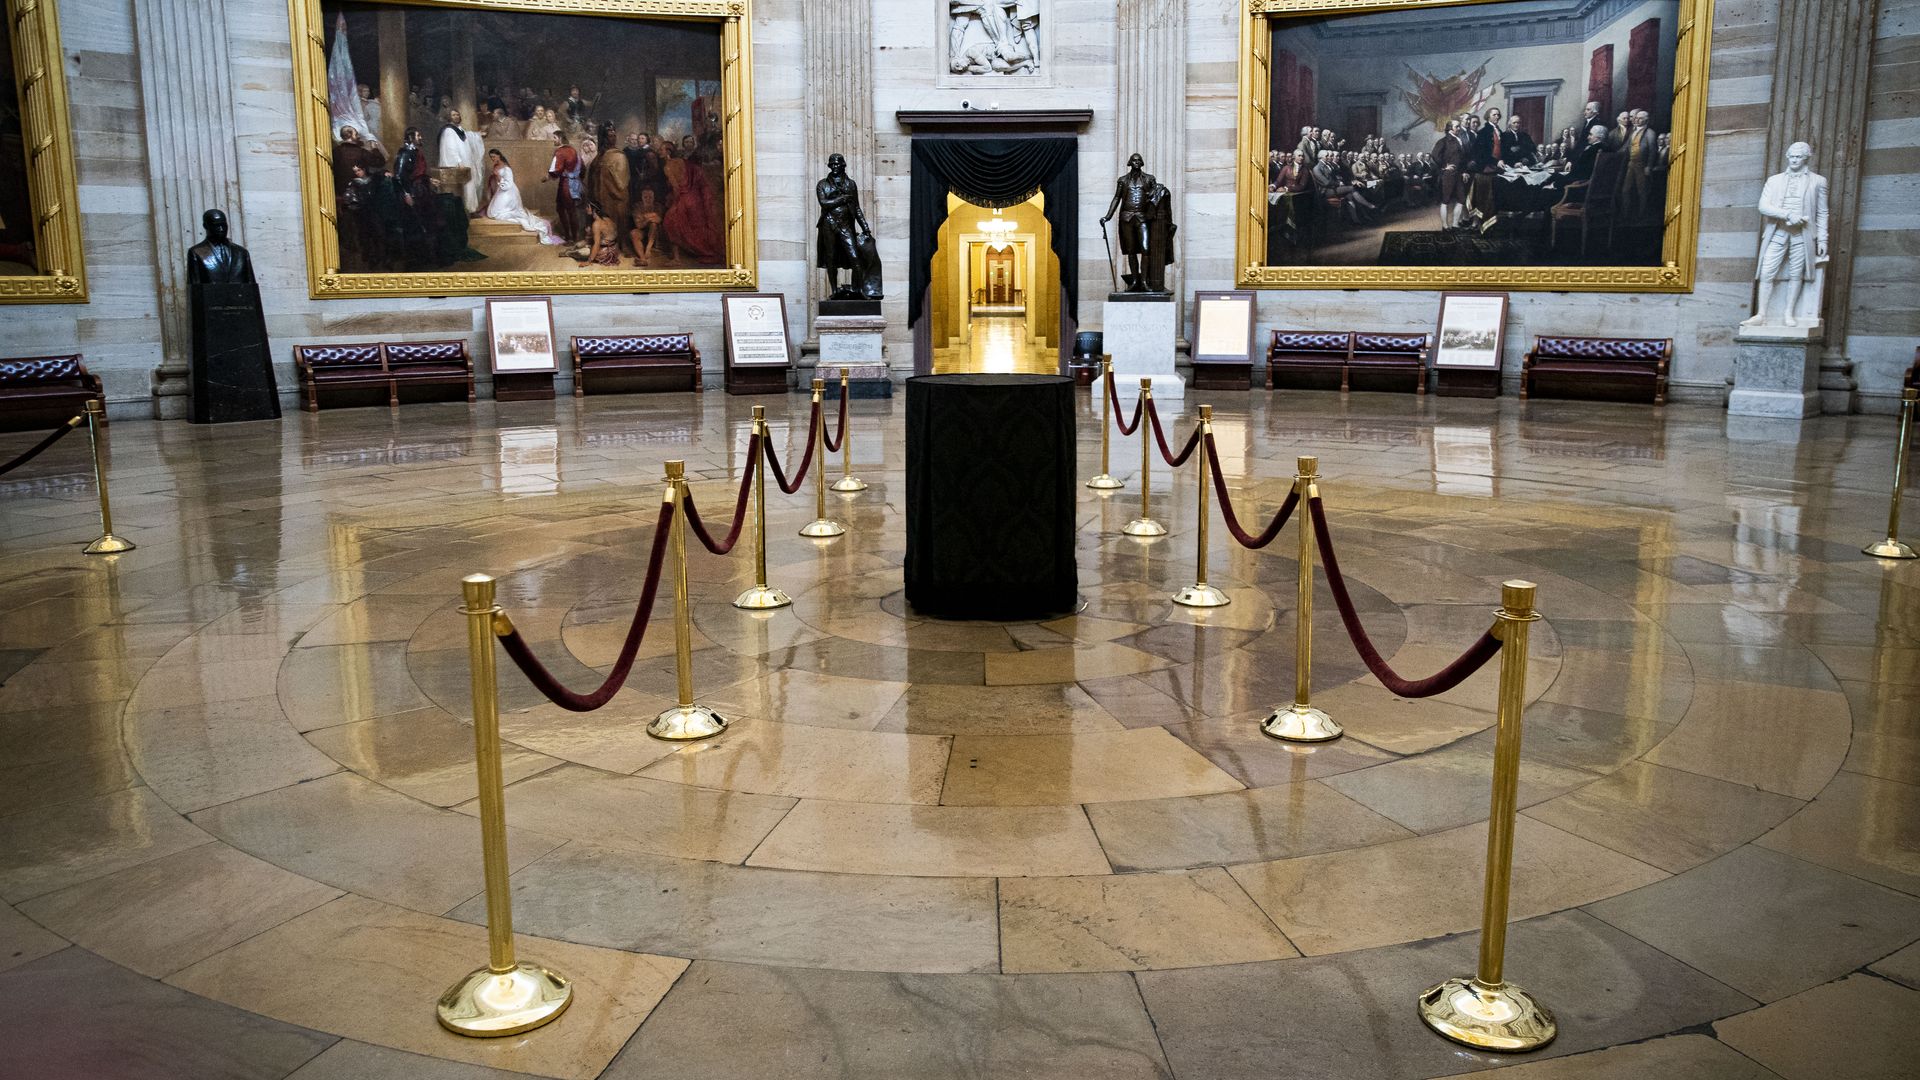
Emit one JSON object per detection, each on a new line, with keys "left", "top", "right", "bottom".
{"left": 287, "top": 0, "right": 758, "bottom": 300}
{"left": 1235, "top": 0, "right": 1713, "bottom": 292}
{"left": 2, "top": 0, "right": 87, "bottom": 303}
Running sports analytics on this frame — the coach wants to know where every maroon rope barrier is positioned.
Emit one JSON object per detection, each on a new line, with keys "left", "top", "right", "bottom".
{"left": 1104, "top": 369, "right": 1143, "bottom": 436}
{"left": 1146, "top": 398, "right": 1201, "bottom": 467}
{"left": 683, "top": 432, "right": 760, "bottom": 555}
{"left": 1308, "top": 495, "right": 1504, "bottom": 698}
{"left": 764, "top": 398, "right": 820, "bottom": 494}
{"left": 822, "top": 388, "right": 848, "bottom": 453}
{"left": 497, "top": 501, "right": 674, "bottom": 712}
{"left": 0, "top": 416, "right": 82, "bottom": 477}
{"left": 1205, "top": 432, "right": 1300, "bottom": 550}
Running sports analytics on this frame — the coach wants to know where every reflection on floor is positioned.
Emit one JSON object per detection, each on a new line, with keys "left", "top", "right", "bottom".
{"left": 1, "top": 390, "right": 1917, "bottom": 1079}
{"left": 932, "top": 314, "right": 1055, "bottom": 375}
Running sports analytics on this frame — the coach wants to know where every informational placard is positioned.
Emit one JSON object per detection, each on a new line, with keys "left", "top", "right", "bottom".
{"left": 1191, "top": 290, "right": 1256, "bottom": 365}
{"left": 723, "top": 293, "right": 792, "bottom": 366}
{"left": 1433, "top": 292, "right": 1510, "bottom": 370}
{"left": 485, "top": 296, "right": 558, "bottom": 374}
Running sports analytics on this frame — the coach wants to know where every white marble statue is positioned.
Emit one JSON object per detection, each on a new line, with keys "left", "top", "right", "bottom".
{"left": 1742, "top": 141, "right": 1828, "bottom": 330}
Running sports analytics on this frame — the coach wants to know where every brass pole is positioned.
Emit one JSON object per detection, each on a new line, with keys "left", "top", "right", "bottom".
{"left": 1122, "top": 378, "right": 1166, "bottom": 537}
{"left": 1174, "top": 405, "right": 1229, "bottom": 607}
{"left": 1263, "top": 456, "right": 1341, "bottom": 742}
{"left": 1418, "top": 580, "right": 1556, "bottom": 1054}
{"left": 81, "top": 400, "right": 133, "bottom": 555}
{"left": 735, "top": 406, "right": 792, "bottom": 609}
{"left": 1088, "top": 355, "right": 1123, "bottom": 490}
{"left": 830, "top": 370, "right": 868, "bottom": 493}
{"left": 436, "top": 573, "right": 572, "bottom": 1036}
{"left": 651, "top": 461, "right": 728, "bottom": 739}
{"left": 800, "top": 378, "right": 846, "bottom": 538}
{"left": 1864, "top": 387, "right": 1918, "bottom": 559}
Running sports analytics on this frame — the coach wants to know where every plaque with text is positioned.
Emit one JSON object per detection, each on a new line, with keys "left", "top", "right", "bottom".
{"left": 722, "top": 292, "right": 792, "bottom": 395}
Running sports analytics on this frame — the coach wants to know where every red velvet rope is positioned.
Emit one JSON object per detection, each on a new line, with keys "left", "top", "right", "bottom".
{"left": 822, "top": 388, "right": 848, "bottom": 453}
{"left": 496, "top": 500, "right": 674, "bottom": 712}
{"left": 1104, "top": 369, "right": 1143, "bottom": 436}
{"left": 1205, "top": 432, "right": 1300, "bottom": 550}
{"left": 682, "top": 432, "right": 760, "bottom": 555}
{"left": 0, "top": 416, "right": 82, "bottom": 477}
{"left": 764, "top": 399, "right": 820, "bottom": 494}
{"left": 1308, "top": 495, "right": 1505, "bottom": 698}
{"left": 1146, "top": 398, "right": 1201, "bottom": 467}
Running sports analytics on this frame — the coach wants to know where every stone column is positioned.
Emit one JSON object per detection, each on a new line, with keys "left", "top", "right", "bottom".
{"left": 134, "top": 0, "right": 244, "bottom": 419}
{"left": 802, "top": 0, "right": 874, "bottom": 331}
{"left": 1117, "top": 0, "right": 1187, "bottom": 326}
{"left": 377, "top": 11, "right": 409, "bottom": 152}
{"left": 1763, "top": 0, "right": 1881, "bottom": 412}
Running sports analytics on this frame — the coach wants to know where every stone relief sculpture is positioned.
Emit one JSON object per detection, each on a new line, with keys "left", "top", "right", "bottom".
{"left": 948, "top": 2, "right": 1040, "bottom": 75}
{"left": 1742, "top": 141, "right": 1829, "bottom": 330}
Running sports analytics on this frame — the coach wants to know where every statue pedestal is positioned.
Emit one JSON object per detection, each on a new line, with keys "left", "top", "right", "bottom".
{"left": 189, "top": 281, "right": 279, "bottom": 424}
{"left": 1728, "top": 323, "right": 1824, "bottom": 418}
{"left": 1105, "top": 294, "right": 1181, "bottom": 398}
{"left": 816, "top": 312, "right": 891, "bottom": 398}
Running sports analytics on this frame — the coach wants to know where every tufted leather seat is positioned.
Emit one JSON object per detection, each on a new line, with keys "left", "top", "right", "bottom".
{"left": 569, "top": 333, "right": 701, "bottom": 396}
{"left": 1523, "top": 334, "right": 1670, "bottom": 405}
{"left": 0, "top": 354, "right": 105, "bottom": 432}
{"left": 294, "top": 340, "right": 475, "bottom": 412}
{"left": 1267, "top": 331, "right": 1427, "bottom": 395}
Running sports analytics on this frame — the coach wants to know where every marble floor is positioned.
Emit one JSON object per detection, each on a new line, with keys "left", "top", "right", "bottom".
{"left": 1, "top": 387, "right": 1917, "bottom": 1079}
{"left": 931, "top": 314, "right": 1055, "bottom": 374}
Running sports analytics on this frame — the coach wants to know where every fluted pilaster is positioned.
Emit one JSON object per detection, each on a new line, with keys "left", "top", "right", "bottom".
{"left": 1117, "top": 0, "right": 1187, "bottom": 312}
{"left": 133, "top": 0, "right": 243, "bottom": 419}
{"left": 803, "top": 0, "right": 874, "bottom": 325}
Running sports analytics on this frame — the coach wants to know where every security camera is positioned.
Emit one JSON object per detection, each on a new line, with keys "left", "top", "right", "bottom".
{"left": 959, "top": 99, "right": 973, "bottom": 111}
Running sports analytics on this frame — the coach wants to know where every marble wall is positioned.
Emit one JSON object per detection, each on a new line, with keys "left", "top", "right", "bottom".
{"left": 1850, "top": 0, "right": 1920, "bottom": 409}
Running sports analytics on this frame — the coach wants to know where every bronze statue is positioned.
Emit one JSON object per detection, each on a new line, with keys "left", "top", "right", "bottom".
{"left": 1100, "top": 153, "right": 1176, "bottom": 293}
{"left": 187, "top": 209, "right": 256, "bottom": 284}
{"left": 815, "top": 153, "right": 882, "bottom": 301}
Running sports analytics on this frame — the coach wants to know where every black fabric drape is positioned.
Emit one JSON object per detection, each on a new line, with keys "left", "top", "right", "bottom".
{"left": 909, "top": 138, "right": 1079, "bottom": 328}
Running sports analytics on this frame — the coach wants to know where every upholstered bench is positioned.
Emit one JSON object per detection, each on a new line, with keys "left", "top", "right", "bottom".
{"left": 1347, "top": 332, "right": 1429, "bottom": 395}
{"left": 1521, "top": 335, "right": 1670, "bottom": 405}
{"left": 1266, "top": 331, "right": 1351, "bottom": 391}
{"left": 570, "top": 333, "right": 702, "bottom": 396}
{"left": 295, "top": 340, "right": 476, "bottom": 412}
{"left": 0, "top": 354, "right": 105, "bottom": 433}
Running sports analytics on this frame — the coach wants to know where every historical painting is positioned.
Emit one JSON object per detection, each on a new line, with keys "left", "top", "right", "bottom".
{"left": 290, "top": 0, "right": 757, "bottom": 299}
{"left": 1238, "top": 0, "right": 1711, "bottom": 292}
{"left": 0, "top": 0, "right": 86, "bottom": 302}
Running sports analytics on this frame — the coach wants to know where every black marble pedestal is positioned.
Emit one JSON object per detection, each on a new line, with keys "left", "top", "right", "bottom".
{"left": 190, "top": 282, "right": 280, "bottom": 423}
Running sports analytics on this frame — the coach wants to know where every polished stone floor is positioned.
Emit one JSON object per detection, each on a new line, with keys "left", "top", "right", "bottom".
{"left": 1, "top": 387, "right": 1917, "bottom": 1079}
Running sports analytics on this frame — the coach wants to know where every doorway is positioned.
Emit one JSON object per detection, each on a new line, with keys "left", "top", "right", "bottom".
{"left": 929, "top": 193, "right": 1057, "bottom": 374}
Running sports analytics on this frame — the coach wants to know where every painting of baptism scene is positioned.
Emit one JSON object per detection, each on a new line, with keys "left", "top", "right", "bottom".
{"left": 0, "top": 13, "right": 40, "bottom": 277}
{"left": 1265, "top": 0, "right": 1679, "bottom": 269}
{"left": 321, "top": 1, "right": 727, "bottom": 275}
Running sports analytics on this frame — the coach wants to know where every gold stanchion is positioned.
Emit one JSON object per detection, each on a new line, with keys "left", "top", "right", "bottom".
{"left": 1087, "top": 355, "right": 1123, "bottom": 490}
{"left": 1174, "top": 405, "right": 1230, "bottom": 608}
{"left": 650, "top": 461, "right": 729, "bottom": 739}
{"left": 735, "top": 406, "right": 792, "bottom": 609}
{"left": 1263, "top": 455, "right": 1341, "bottom": 742}
{"left": 437, "top": 572, "right": 572, "bottom": 1036}
{"left": 829, "top": 370, "right": 868, "bottom": 493}
{"left": 1419, "top": 580, "right": 1556, "bottom": 1054}
{"left": 799, "top": 378, "right": 847, "bottom": 538}
{"left": 1864, "top": 387, "right": 1918, "bottom": 560}
{"left": 1122, "top": 378, "right": 1167, "bottom": 537}
{"left": 81, "top": 400, "right": 133, "bottom": 555}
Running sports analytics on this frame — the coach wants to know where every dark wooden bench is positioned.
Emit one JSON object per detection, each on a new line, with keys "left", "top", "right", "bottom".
{"left": 1521, "top": 335, "right": 1670, "bottom": 405}
{"left": 0, "top": 354, "right": 105, "bottom": 433}
{"left": 294, "top": 339, "right": 476, "bottom": 412}
{"left": 570, "top": 333, "right": 703, "bottom": 396}
{"left": 1265, "top": 330, "right": 1351, "bottom": 392}
{"left": 1348, "top": 332, "right": 1429, "bottom": 395}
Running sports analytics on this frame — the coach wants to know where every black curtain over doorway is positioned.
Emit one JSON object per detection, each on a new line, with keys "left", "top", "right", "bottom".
{"left": 908, "top": 138, "right": 1078, "bottom": 329}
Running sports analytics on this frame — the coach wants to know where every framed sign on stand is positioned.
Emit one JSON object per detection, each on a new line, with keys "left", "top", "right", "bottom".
{"left": 1190, "top": 290, "right": 1257, "bottom": 390}
{"left": 1432, "top": 292, "right": 1509, "bottom": 398}
{"left": 485, "top": 296, "right": 558, "bottom": 401}
{"left": 722, "top": 292, "right": 793, "bottom": 395}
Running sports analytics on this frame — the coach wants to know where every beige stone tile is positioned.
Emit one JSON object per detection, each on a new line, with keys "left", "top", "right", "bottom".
{"left": 999, "top": 867, "right": 1299, "bottom": 973}
{"left": 0, "top": 656, "right": 153, "bottom": 713}
{"left": 876, "top": 682, "right": 1126, "bottom": 735}
{"left": 497, "top": 693, "right": 687, "bottom": 774}
{"left": 1229, "top": 817, "right": 1666, "bottom": 954}
{"left": 19, "top": 844, "right": 341, "bottom": 978}
{"left": 297, "top": 595, "right": 451, "bottom": 648}
{"left": 1423, "top": 1033, "right": 1780, "bottom": 1078}
{"left": 170, "top": 894, "right": 685, "bottom": 1080}
{"left": 129, "top": 656, "right": 286, "bottom": 712}
{"left": 1871, "top": 938, "right": 1920, "bottom": 990}
{"left": 0, "top": 748, "right": 139, "bottom": 816}
{"left": 56, "top": 620, "right": 203, "bottom": 661}
{"left": 0, "top": 787, "right": 211, "bottom": 903}
{"left": 277, "top": 641, "right": 436, "bottom": 732}
{"left": 746, "top": 800, "right": 1109, "bottom": 877}
{"left": 704, "top": 668, "right": 908, "bottom": 731}
{"left": 1644, "top": 679, "right": 1851, "bottom": 799}
{"left": 1085, "top": 781, "right": 1415, "bottom": 871}
{"left": 0, "top": 902, "right": 65, "bottom": 974}
{"left": 305, "top": 706, "right": 558, "bottom": 806}
{"left": 1757, "top": 771, "right": 1920, "bottom": 897}
{"left": 485, "top": 765, "right": 793, "bottom": 863}
{"left": 1715, "top": 973, "right": 1920, "bottom": 1080}
{"left": 125, "top": 695, "right": 342, "bottom": 813}
{"left": 560, "top": 598, "right": 709, "bottom": 667}
{"left": 983, "top": 640, "right": 1177, "bottom": 686}
{"left": 287, "top": 1040, "right": 532, "bottom": 1080}
{"left": 636, "top": 718, "right": 950, "bottom": 804}
{"left": 941, "top": 728, "right": 1243, "bottom": 806}
{"left": 1305, "top": 681, "right": 1492, "bottom": 754}
{"left": 1525, "top": 761, "right": 1803, "bottom": 872}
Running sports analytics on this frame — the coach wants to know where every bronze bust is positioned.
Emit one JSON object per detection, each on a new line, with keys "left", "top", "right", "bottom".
{"left": 815, "top": 154, "right": 882, "bottom": 301}
{"left": 1100, "top": 154, "right": 1176, "bottom": 293}
{"left": 187, "top": 209, "right": 256, "bottom": 285}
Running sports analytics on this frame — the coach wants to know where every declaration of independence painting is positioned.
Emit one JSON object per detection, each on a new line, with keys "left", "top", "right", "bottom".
{"left": 298, "top": 0, "right": 751, "bottom": 297}
{"left": 1262, "top": 0, "right": 1683, "bottom": 274}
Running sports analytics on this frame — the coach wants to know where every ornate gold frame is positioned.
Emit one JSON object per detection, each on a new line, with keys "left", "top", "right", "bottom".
{"left": 2, "top": 0, "right": 87, "bottom": 303}
{"left": 1235, "top": 0, "right": 1714, "bottom": 292}
{"left": 287, "top": 0, "right": 757, "bottom": 299}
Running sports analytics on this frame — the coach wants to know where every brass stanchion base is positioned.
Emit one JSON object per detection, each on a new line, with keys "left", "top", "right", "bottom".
{"left": 1122, "top": 517, "right": 1167, "bottom": 537}
{"left": 1173, "top": 583, "right": 1231, "bottom": 608}
{"left": 829, "top": 476, "right": 868, "bottom": 493}
{"left": 733, "top": 584, "right": 793, "bottom": 610}
{"left": 1864, "top": 538, "right": 1918, "bottom": 560}
{"left": 437, "top": 962, "right": 573, "bottom": 1037}
{"left": 83, "top": 533, "right": 135, "bottom": 555}
{"left": 799, "top": 518, "right": 847, "bottom": 538}
{"left": 1086, "top": 473, "right": 1124, "bottom": 490}
{"left": 1418, "top": 977, "right": 1557, "bottom": 1053}
{"left": 648, "top": 703, "right": 728, "bottom": 741}
{"left": 1262, "top": 704, "right": 1343, "bottom": 742}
